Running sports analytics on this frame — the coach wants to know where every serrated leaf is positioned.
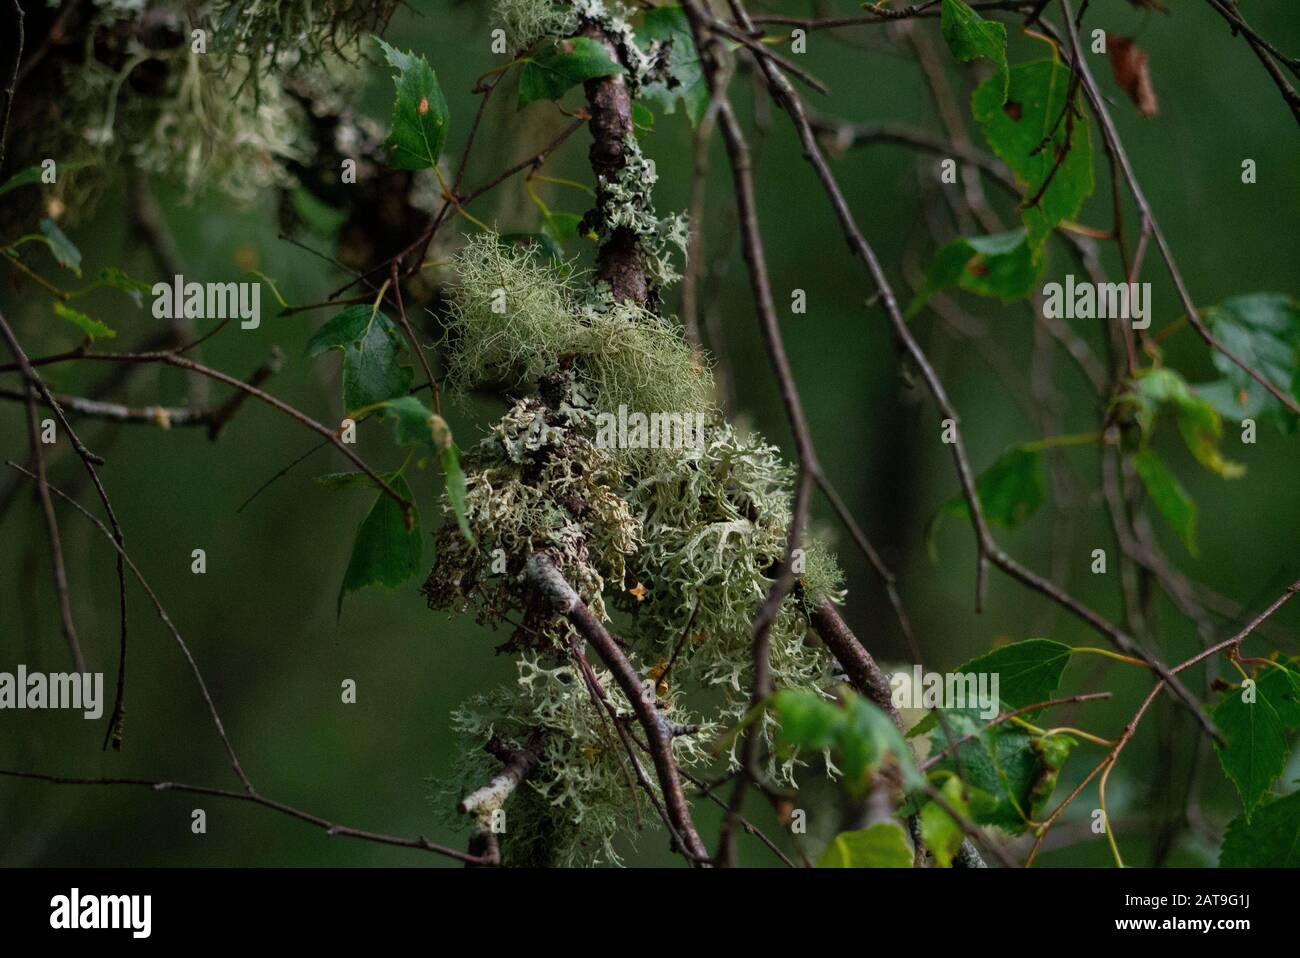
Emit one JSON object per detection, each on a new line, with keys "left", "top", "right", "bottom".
{"left": 1133, "top": 448, "right": 1198, "bottom": 555}
{"left": 1213, "top": 681, "right": 1288, "bottom": 820}
{"left": 0, "top": 164, "right": 43, "bottom": 198}
{"left": 374, "top": 36, "right": 449, "bottom": 170}
{"left": 1258, "top": 662, "right": 1300, "bottom": 729}
{"left": 53, "top": 301, "right": 114, "bottom": 340}
{"left": 929, "top": 713, "right": 1074, "bottom": 834}
{"left": 973, "top": 58, "right": 1094, "bottom": 251}
{"left": 638, "top": 6, "right": 709, "bottom": 125}
{"left": 1197, "top": 294, "right": 1300, "bottom": 428}
{"left": 957, "top": 639, "right": 1073, "bottom": 712}
{"left": 920, "top": 776, "right": 968, "bottom": 867}
{"left": 337, "top": 474, "right": 421, "bottom": 619}
{"left": 817, "top": 822, "right": 913, "bottom": 868}
{"left": 306, "top": 305, "right": 413, "bottom": 413}
{"left": 39, "top": 218, "right": 81, "bottom": 276}
{"left": 906, "top": 228, "right": 1040, "bottom": 318}
{"left": 941, "top": 0, "right": 1008, "bottom": 102}
{"left": 517, "top": 37, "right": 622, "bottom": 108}
{"left": 1219, "top": 790, "right": 1300, "bottom": 867}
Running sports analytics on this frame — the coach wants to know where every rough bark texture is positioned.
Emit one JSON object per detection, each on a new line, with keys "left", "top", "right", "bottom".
{"left": 580, "top": 23, "right": 648, "bottom": 307}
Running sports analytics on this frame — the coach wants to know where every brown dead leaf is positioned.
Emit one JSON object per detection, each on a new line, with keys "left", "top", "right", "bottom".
{"left": 1108, "top": 35, "right": 1158, "bottom": 118}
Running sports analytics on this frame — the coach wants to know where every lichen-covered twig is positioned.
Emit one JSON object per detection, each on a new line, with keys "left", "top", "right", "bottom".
{"left": 459, "top": 733, "right": 545, "bottom": 822}
{"left": 525, "top": 553, "right": 711, "bottom": 865}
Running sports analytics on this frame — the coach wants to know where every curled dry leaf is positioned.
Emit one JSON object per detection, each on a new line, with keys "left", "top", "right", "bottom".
{"left": 1108, "top": 35, "right": 1159, "bottom": 118}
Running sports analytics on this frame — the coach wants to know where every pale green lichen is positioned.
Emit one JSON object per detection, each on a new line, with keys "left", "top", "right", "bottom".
{"left": 429, "top": 229, "right": 852, "bottom": 858}
{"left": 440, "top": 654, "right": 715, "bottom": 867}
{"left": 595, "top": 139, "right": 691, "bottom": 291}
{"left": 490, "top": 0, "right": 580, "bottom": 50}
{"left": 423, "top": 381, "right": 641, "bottom": 640}
{"left": 212, "top": 0, "right": 397, "bottom": 88}
{"left": 442, "top": 234, "right": 713, "bottom": 433}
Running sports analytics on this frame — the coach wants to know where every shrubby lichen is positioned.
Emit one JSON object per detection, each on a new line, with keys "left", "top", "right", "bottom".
{"left": 440, "top": 654, "right": 714, "bottom": 866}
{"left": 429, "top": 232, "right": 850, "bottom": 862}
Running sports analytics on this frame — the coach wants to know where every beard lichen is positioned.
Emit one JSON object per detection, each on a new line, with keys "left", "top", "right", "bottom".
{"left": 441, "top": 233, "right": 714, "bottom": 452}
{"left": 490, "top": 0, "right": 581, "bottom": 51}
{"left": 428, "top": 233, "right": 849, "bottom": 865}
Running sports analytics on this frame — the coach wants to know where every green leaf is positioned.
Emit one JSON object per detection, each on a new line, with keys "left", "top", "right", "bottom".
{"left": 817, "top": 822, "right": 913, "bottom": 868}
{"left": 906, "top": 228, "right": 1040, "bottom": 318}
{"left": 98, "top": 267, "right": 152, "bottom": 306}
{"left": 53, "top": 301, "right": 114, "bottom": 340}
{"left": 0, "top": 164, "right": 44, "bottom": 198}
{"left": 337, "top": 474, "right": 421, "bottom": 619}
{"left": 1197, "top": 294, "right": 1300, "bottom": 428}
{"left": 631, "top": 100, "right": 655, "bottom": 130}
{"left": 437, "top": 432, "right": 474, "bottom": 544}
{"left": 932, "top": 446, "right": 1045, "bottom": 549}
{"left": 773, "top": 688, "right": 921, "bottom": 794}
{"left": 973, "top": 58, "right": 1094, "bottom": 252}
{"left": 1133, "top": 448, "right": 1198, "bottom": 555}
{"left": 928, "top": 711, "right": 1075, "bottom": 833}
{"left": 39, "top": 218, "right": 82, "bottom": 276}
{"left": 374, "top": 36, "right": 449, "bottom": 170}
{"left": 1219, "top": 790, "right": 1300, "bottom": 866}
{"left": 772, "top": 688, "right": 843, "bottom": 750}
{"left": 638, "top": 6, "right": 709, "bottom": 125}
{"left": 957, "top": 639, "right": 1073, "bottom": 712}
{"left": 941, "top": 0, "right": 1008, "bottom": 102}
{"left": 1213, "top": 680, "right": 1288, "bottom": 820}
{"left": 518, "top": 37, "right": 622, "bottom": 108}
{"left": 366, "top": 395, "right": 436, "bottom": 448}
{"left": 541, "top": 211, "right": 586, "bottom": 245}
{"left": 305, "top": 305, "right": 414, "bottom": 413}
{"left": 1130, "top": 368, "right": 1245, "bottom": 478}
{"left": 920, "top": 776, "right": 968, "bottom": 867}
{"left": 1258, "top": 661, "right": 1300, "bottom": 729}
{"left": 289, "top": 187, "right": 348, "bottom": 236}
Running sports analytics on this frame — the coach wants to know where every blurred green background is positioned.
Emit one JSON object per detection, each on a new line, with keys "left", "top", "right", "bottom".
{"left": 1, "top": 0, "right": 1297, "bottom": 867}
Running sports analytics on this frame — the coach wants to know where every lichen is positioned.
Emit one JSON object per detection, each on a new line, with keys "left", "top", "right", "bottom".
{"left": 490, "top": 0, "right": 580, "bottom": 50}
{"left": 423, "top": 380, "right": 641, "bottom": 644}
{"left": 429, "top": 229, "right": 852, "bottom": 847}
{"left": 441, "top": 234, "right": 713, "bottom": 439}
{"left": 439, "top": 653, "right": 715, "bottom": 867}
